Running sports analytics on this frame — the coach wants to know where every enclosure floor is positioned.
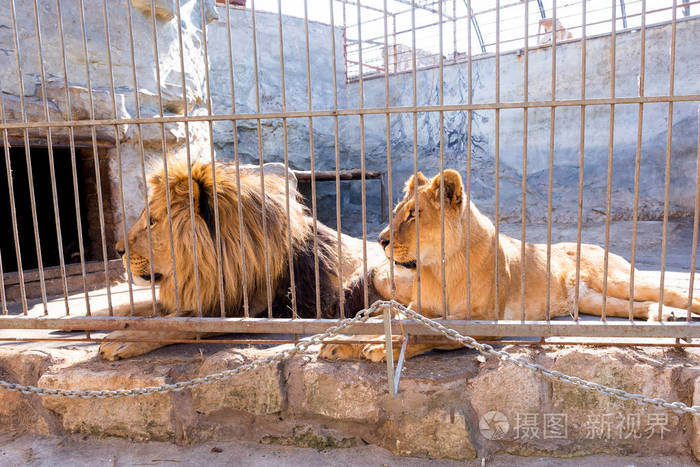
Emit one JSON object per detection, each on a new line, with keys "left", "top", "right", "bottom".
{"left": 0, "top": 434, "right": 695, "bottom": 467}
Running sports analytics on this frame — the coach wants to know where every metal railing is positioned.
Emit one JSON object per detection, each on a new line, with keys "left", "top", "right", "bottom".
{"left": 0, "top": 0, "right": 699, "bottom": 349}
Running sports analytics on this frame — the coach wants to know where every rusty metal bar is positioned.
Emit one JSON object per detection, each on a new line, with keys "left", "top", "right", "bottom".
{"left": 329, "top": 0, "right": 345, "bottom": 319}
{"left": 2, "top": 95, "right": 700, "bottom": 130}
{"left": 465, "top": 0, "right": 473, "bottom": 320}
{"left": 574, "top": 0, "right": 587, "bottom": 322}
{"left": 356, "top": 0, "right": 370, "bottom": 309}
{"left": 2, "top": 315, "right": 700, "bottom": 339}
{"left": 545, "top": 0, "right": 557, "bottom": 321}
{"left": 277, "top": 0, "right": 298, "bottom": 319}
{"left": 223, "top": 0, "right": 251, "bottom": 318}
{"left": 601, "top": 0, "right": 618, "bottom": 321}
{"left": 629, "top": 0, "right": 647, "bottom": 320}
{"left": 250, "top": 0, "right": 274, "bottom": 318}
{"left": 302, "top": 0, "right": 323, "bottom": 319}
{"left": 658, "top": 0, "right": 679, "bottom": 321}
{"left": 520, "top": 0, "right": 529, "bottom": 322}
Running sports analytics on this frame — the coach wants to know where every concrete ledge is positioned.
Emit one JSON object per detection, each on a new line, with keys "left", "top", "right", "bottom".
{"left": 1, "top": 341, "right": 700, "bottom": 460}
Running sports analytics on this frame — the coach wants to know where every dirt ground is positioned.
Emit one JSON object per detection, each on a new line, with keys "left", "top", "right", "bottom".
{"left": 0, "top": 433, "right": 696, "bottom": 467}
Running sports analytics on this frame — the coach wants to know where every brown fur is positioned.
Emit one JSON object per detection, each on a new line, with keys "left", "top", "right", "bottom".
{"left": 320, "top": 169, "right": 700, "bottom": 362}
{"left": 98, "top": 159, "right": 386, "bottom": 360}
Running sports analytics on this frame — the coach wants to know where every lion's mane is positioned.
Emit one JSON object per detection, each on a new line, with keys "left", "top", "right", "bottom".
{"left": 148, "top": 159, "right": 343, "bottom": 318}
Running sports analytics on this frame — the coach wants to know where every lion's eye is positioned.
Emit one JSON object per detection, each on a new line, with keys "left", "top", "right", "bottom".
{"left": 407, "top": 209, "right": 415, "bottom": 220}
{"left": 149, "top": 217, "right": 156, "bottom": 227}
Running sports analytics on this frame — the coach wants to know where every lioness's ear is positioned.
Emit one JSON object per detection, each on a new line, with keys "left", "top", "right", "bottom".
{"left": 428, "top": 169, "right": 463, "bottom": 205}
{"left": 403, "top": 171, "right": 429, "bottom": 194}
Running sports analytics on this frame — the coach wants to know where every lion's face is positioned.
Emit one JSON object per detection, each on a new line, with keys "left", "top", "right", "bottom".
{"left": 115, "top": 201, "right": 173, "bottom": 286}
{"left": 377, "top": 170, "right": 464, "bottom": 268}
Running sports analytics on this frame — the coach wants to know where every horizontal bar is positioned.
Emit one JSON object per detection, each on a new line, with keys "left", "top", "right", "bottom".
{"left": 293, "top": 169, "right": 383, "bottom": 181}
{"left": 0, "top": 94, "right": 698, "bottom": 130}
{"left": 3, "top": 259, "right": 122, "bottom": 286}
{"left": 1, "top": 316, "right": 700, "bottom": 339}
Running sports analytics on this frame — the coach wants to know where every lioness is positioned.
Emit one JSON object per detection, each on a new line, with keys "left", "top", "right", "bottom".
{"left": 320, "top": 169, "right": 700, "bottom": 362}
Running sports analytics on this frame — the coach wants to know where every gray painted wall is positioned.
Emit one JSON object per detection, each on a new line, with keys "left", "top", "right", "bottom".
{"left": 212, "top": 12, "right": 700, "bottom": 236}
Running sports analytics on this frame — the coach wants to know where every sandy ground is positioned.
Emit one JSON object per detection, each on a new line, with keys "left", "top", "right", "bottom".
{"left": 0, "top": 433, "right": 696, "bottom": 467}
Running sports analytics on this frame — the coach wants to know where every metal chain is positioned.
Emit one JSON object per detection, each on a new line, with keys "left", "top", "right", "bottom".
{"left": 1, "top": 299, "right": 699, "bottom": 418}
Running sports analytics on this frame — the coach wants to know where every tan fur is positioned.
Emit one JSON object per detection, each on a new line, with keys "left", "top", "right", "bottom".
{"left": 99, "top": 159, "right": 392, "bottom": 360}
{"left": 320, "top": 169, "right": 700, "bottom": 362}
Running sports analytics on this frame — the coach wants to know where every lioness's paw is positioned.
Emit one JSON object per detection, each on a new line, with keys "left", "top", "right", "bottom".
{"left": 360, "top": 343, "right": 387, "bottom": 362}
{"left": 318, "top": 343, "right": 364, "bottom": 360}
{"left": 647, "top": 306, "right": 684, "bottom": 322}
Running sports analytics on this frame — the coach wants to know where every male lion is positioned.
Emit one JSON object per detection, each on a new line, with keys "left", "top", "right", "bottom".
{"left": 98, "top": 159, "right": 410, "bottom": 360}
{"left": 320, "top": 169, "right": 700, "bottom": 362}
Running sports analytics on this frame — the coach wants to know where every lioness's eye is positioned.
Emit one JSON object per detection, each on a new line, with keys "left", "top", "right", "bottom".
{"left": 149, "top": 217, "right": 156, "bottom": 227}
{"left": 407, "top": 209, "right": 415, "bottom": 220}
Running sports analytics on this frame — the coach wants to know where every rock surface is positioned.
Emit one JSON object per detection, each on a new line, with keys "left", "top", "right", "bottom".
{"left": 2, "top": 338, "right": 700, "bottom": 460}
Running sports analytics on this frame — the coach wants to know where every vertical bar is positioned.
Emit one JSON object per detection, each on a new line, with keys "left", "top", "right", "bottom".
{"left": 250, "top": 0, "right": 274, "bottom": 318}
{"left": 383, "top": 306, "right": 396, "bottom": 397}
{"left": 30, "top": 0, "right": 71, "bottom": 314}
{"left": 99, "top": 0, "right": 136, "bottom": 317}
{"left": 392, "top": 14, "right": 397, "bottom": 73}
{"left": 575, "top": 0, "right": 587, "bottom": 322}
{"left": 438, "top": 0, "right": 447, "bottom": 319}
{"left": 545, "top": 0, "right": 557, "bottom": 321}
{"left": 123, "top": 0, "right": 160, "bottom": 316}
{"left": 54, "top": 0, "right": 91, "bottom": 316}
{"left": 520, "top": 0, "right": 529, "bottom": 322}
{"left": 411, "top": 0, "right": 421, "bottom": 314}
{"left": 0, "top": 249, "right": 5, "bottom": 315}
{"left": 223, "top": 1, "right": 250, "bottom": 318}
{"left": 302, "top": 0, "right": 322, "bottom": 318}
{"left": 688, "top": 106, "right": 700, "bottom": 320}
{"left": 452, "top": 0, "right": 457, "bottom": 64}
{"left": 8, "top": 0, "right": 49, "bottom": 315}
{"left": 146, "top": 0, "right": 181, "bottom": 315}
{"left": 276, "top": 0, "right": 298, "bottom": 318}
{"left": 601, "top": 0, "right": 617, "bottom": 321}
{"left": 0, "top": 93, "right": 27, "bottom": 315}
{"left": 383, "top": 0, "right": 395, "bottom": 302}
{"left": 658, "top": 0, "right": 678, "bottom": 321}
{"left": 493, "top": 0, "right": 500, "bottom": 321}
{"left": 75, "top": 0, "right": 113, "bottom": 315}
{"left": 465, "top": 0, "right": 473, "bottom": 320}
{"left": 173, "top": 0, "right": 204, "bottom": 317}
{"left": 198, "top": 0, "right": 228, "bottom": 318}
{"left": 329, "top": 0, "right": 345, "bottom": 318}
{"left": 629, "top": 0, "right": 646, "bottom": 320}
{"left": 356, "top": 0, "right": 369, "bottom": 308}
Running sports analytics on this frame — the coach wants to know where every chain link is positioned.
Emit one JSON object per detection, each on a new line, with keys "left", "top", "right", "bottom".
{"left": 1, "top": 300, "right": 699, "bottom": 417}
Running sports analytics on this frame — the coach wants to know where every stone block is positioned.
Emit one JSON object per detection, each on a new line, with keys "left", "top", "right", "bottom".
{"left": 191, "top": 350, "right": 283, "bottom": 416}
{"left": 39, "top": 365, "right": 174, "bottom": 441}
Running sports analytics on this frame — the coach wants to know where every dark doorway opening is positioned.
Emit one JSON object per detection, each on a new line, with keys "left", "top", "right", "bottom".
{"left": 0, "top": 147, "right": 90, "bottom": 274}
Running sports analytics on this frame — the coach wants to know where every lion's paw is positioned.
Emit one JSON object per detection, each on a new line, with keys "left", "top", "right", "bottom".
{"left": 318, "top": 343, "right": 364, "bottom": 360}
{"left": 98, "top": 341, "right": 155, "bottom": 361}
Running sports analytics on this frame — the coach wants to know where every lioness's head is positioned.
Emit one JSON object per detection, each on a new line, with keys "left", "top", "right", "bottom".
{"left": 377, "top": 169, "right": 464, "bottom": 268}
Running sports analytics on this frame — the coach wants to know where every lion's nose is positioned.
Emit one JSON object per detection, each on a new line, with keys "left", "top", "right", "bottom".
{"left": 378, "top": 235, "right": 390, "bottom": 248}
{"left": 116, "top": 247, "right": 125, "bottom": 256}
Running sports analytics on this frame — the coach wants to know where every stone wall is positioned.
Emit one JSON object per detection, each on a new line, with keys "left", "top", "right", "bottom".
{"left": 0, "top": 0, "right": 218, "bottom": 256}
{"left": 2, "top": 3, "right": 699, "bottom": 244}
{"left": 344, "top": 17, "right": 700, "bottom": 228}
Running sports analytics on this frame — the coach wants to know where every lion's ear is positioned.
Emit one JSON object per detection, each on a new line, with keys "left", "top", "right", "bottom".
{"left": 403, "top": 171, "right": 429, "bottom": 195}
{"left": 170, "top": 174, "right": 216, "bottom": 237}
{"left": 428, "top": 169, "right": 463, "bottom": 206}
